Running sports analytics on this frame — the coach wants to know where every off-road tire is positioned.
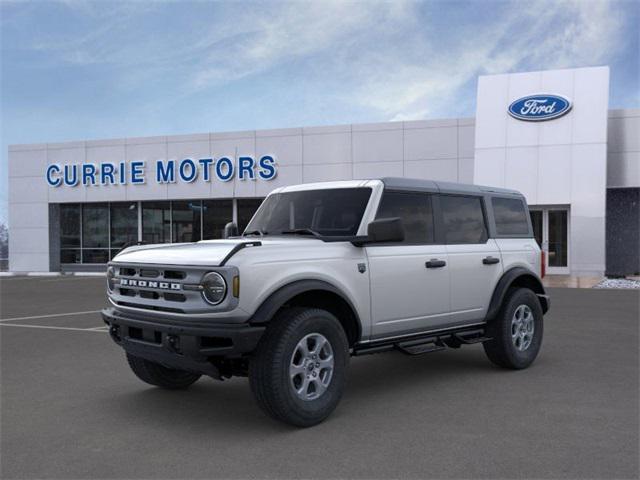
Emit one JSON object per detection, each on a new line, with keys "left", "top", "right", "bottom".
{"left": 249, "top": 307, "right": 350, "bottom": 427}
{"left": 483, "top": 287, "right": 544, "bottom": 369}
{"left": 126, "top": 353, "right": 201, "bottom": 389}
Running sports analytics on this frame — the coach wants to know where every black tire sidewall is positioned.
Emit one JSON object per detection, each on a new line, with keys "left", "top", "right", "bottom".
{"left": 488, "top": 288, "right": 544, "bottom": 369}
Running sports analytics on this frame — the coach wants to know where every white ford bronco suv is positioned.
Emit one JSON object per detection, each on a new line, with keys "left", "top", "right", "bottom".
{"left": 103, "top": 178, "right": 549, "bottom": 427}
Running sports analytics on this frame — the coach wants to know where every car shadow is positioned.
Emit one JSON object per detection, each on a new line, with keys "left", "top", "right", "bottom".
{"left": 102, "top": 347, "right": 504, "bottom": 433}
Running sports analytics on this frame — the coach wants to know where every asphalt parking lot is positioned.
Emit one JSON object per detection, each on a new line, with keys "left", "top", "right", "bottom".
{"left": 1, "top": 277, "right": 638, "bottom": 479}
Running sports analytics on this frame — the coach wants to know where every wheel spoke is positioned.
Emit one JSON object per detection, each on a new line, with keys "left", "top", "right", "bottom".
{"left": 289, "top": 332, "right": 335, "bottom": 401}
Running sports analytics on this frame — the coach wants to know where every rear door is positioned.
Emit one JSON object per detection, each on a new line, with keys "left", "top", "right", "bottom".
{"left": 439, "top": 194, "right": 503, "bottom": 324}
{"left": 366, "top": 191, "right": 451, "bottom": 339}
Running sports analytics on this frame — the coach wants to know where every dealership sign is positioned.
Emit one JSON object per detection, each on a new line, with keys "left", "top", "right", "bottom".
{"left": 508, "top": 94, "right": 572, "bottom": 121}
{"left": 46, "top": 155, "right": 277, "bottom": 187}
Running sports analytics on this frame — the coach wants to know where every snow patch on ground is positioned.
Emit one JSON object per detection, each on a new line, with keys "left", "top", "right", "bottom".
{"left": 593, "top": 278, "right": 640, "bottom": 289}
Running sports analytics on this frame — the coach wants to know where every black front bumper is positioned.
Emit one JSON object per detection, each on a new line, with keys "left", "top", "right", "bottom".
{"left": 102, "top": 307, "right": 265, "bottom": 378}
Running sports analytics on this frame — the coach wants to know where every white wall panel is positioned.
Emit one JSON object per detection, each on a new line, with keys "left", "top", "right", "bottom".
{"left": 303, "top": 163, "right": 352, "bottom": 183}
{"left": 537, "top": 145, "right": 571, "bottom": 205}
{"left": 7, "top": 227, "right": 49, "bottom": 253}
{"left": 571, "top": 143, "right": 607, "bottom": 217}
{"left": 352, "top": 129, "right": 403, "bottom": 163}
{"left": 505, "top": 147, "right": 538, "bottom": 204}
{"left": 9, "top": 253, "right": 50, "bottom": 272}
{"left": 353, "top": 161, "right": 402, "bottom": 179}
{"left": 572, "top": 67, "right": 610, "bottom": 144}
{"left": 303, "top": 132, "right": 351, "bottom": 165}
{"left": 475, "top": 74, "right": 508, "bottom": 148}
{"left": 8, "top": 148, "right": 47, "bottom": 178}
{"left": 404, "top": 159, "right": 457, "bottom": 182}
{"left": 404, "top": 127, "right": 457, "bottom": 160}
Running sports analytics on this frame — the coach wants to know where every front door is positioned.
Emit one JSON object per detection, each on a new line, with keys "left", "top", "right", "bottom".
{"left": 530, "top": 208, "right": 570, "bottom": 274}
{"left": 366, "top": 191, "right": 450, "bottom": 339}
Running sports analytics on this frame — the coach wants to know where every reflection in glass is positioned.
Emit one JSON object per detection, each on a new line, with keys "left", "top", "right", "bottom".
{"left": 60, "top": 249, "right": 81, "bottom": 264}
{"left": 82, "top": 204, "right": 109, "bottom": 248}
{"left": 440, "top": 195, "right": 487, "bottom": 244}
{"left": 110, "top": 202, "right": 138, "bottom": 249}
{"left": 492, "top": 197, "right": 529, "bottom": 235}
{"left": 376, "top": 192, "right": 434, "bottom": 243}
{"left": 83, "top": 249, "right": 110, "bottom": 264}
{"left": 548, "top": 210, "right": 568, "bottom": 267}
{"left": 530, "top": 211, "right": 543, "bottom": 248}
{"left": 203, "top": 200, "right": 233, "bottom": 240}
{"left": 238, "top": 199, "right": 264, "bottom": 233}
{"left": 142, "top": 202, "right": 171, "bottom": 244}
{"left": 172, "top": 201, "right": 202, "bottom": 243}
{"left": 60, "top": 204, "right": 81, "bottom": 248}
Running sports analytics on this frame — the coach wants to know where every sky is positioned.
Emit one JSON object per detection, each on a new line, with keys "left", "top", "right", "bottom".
{"left": 1, "top": 0, "right": 638, "bottom": 225}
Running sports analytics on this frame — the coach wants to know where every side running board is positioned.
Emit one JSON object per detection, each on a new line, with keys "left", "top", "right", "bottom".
{"left": 354, "top": 326, "right": 491, "bottom": 357}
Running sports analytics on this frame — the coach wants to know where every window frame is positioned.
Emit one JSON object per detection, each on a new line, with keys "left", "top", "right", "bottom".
{"left": 437, "top": 193, "right": 490, "bottom": 245}
{"left": 372, "top": 189, "right": 438, "bottom": 246}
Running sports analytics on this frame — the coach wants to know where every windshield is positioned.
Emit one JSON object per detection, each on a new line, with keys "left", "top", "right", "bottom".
{"left": 244, "top": 188, "right": 372, "bottom": 237}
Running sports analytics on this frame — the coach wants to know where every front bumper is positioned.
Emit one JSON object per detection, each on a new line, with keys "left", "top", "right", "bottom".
{"left": 102, "top": 307, "right": 265, "bottom": 377}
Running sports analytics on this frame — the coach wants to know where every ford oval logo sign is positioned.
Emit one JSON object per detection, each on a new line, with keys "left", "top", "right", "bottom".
{"left": 508, "top": 94, "right": 572, "bottom": 121}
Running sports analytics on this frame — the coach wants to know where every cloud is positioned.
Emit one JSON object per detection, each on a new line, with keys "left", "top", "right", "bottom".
{"left": 349, "top": 0, "right": 626, "bottom": 121}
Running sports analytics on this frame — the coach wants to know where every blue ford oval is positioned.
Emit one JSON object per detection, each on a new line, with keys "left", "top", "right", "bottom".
{"left": 508, "top": 94, "right": 572, "bottom": 121}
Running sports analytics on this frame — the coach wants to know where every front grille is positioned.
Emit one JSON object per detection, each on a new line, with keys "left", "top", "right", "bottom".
{"left": 109, "top": 262, "right": 237, "bottom": 316}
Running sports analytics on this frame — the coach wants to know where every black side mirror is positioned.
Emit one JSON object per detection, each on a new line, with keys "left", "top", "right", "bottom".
{"left": 363, "top": 217, "right": 404, "bottom": 244}
{"left": 223, "top": 222, "right": 239, "bottom": 239}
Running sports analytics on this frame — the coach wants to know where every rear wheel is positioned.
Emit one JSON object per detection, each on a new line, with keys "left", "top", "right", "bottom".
{"left": 249, "top": 307, "right": 349, "bottom": 427}
{"left": 483, "top": 288, "right": 544, "bottom": 369}
{"left": 126, "top": 353, "right": 201, "bottom": 389}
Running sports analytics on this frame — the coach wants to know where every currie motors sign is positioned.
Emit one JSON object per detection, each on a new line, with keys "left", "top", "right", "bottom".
{"left": 508, "top": 94, "right": 572, "bottom": 121}
{"left": 46, "top": 155, "right": 277, "bottom": 187}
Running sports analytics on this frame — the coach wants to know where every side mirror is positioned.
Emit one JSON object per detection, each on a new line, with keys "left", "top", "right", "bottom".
{"left": 362, "top": 217, "right": 405, "bottom": 244}
{"left": 223, "top": 222, "right": 239, "bottom": 239}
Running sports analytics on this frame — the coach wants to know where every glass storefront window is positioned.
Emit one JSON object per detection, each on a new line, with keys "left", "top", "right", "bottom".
{"left": 237, "top": 198, "right": 264, "bottom": 233}
{"left": 110, "top": 202, "right": 138, "bottom": 249}
{"left": 82, "top": 204, "right": 109, "bottom": 248}
{"left": 142, "top": 202, "right": 171, "bottom": 244}
{"left": 60, "top": 204, "right": 81, "bottom": 248}
{"left": 83, "top": 249, "right": 110, "bottom": 264}
{"left": 172, "top": 201, "right": 202, "bottom": 243}
{"left": 60, "top": 249, "right": 81, "bottom": 264}
{"left": 203, "top": 199, "right": 233, "bottom": 240}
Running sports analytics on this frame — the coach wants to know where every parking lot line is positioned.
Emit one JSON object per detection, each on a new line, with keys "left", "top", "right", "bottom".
{"left": 0, "top": 323, "right": 107, "bottom": 332}
{"left": 0, "top": 310, "right": 102, "bottom": 323}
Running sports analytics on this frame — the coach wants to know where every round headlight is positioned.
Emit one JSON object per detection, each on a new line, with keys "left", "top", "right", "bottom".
{"left": 106, "top": 266, "right": 116, "bottom": 292}
{"left": 201, "top": 272, "right": 227, "bottom": 305}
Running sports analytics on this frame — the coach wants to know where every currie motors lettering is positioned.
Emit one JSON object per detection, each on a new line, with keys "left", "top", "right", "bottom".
{"left": 46, "top": 155, "right": 277, "bottom": 187}
{"left": 508, "top": 94, "right": 572, "bottom": 121}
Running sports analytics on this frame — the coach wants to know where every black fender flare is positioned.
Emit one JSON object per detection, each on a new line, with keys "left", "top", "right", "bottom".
{"left": 249, "top": 279, "right": 362, "bottom": 340}
{"left": 485, "top": 267, "right": 549, "bottom": 321}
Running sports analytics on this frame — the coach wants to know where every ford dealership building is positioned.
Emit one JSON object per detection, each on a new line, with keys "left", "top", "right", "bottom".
{"left": 7, "top": 66, "right": 639, "bottom": 277}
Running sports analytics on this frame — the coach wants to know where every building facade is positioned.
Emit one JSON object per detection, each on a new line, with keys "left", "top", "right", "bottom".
{"left": 8, "top": 66, "right": 640, "bottom": 276}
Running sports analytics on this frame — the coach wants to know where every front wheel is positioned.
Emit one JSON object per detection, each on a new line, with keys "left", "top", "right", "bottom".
{"left": 483, "top": 288, "right": 544, "bottom": 369}
{"left": 249, "top": 307, "right": 349, "bottom": 427}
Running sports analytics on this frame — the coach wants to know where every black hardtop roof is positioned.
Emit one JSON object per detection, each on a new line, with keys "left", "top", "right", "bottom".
{"left": 380, "top": 177, "right": 523, "bottom": 197}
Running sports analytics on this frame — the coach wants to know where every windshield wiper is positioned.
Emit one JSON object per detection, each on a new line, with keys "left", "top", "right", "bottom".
{"left": 281, "top": 228, "right": 322, "bottom": 238}
{"left": 243, "top": 229, "right": 267, "bottom": 236}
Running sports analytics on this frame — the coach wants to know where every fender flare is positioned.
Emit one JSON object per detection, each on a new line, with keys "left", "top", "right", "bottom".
{"left": 249, "top": 279, "right": 362, "bottom": 340}
{"left": 485, "top": 267, "right": 549, "bottom": 321}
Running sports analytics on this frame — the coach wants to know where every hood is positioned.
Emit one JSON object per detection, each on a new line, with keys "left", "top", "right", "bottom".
{"left": 112, "top": 237, "right": 324, "bottom": 266}
{"left": 113, "top": 240, "right": 248, "bottom": 266}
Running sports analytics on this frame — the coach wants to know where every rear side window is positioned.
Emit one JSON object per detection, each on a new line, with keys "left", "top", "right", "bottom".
{"left": 492, "top": 197, "right": 530, "bottom": 235}
{"left": 375, "top": 191, "right": 434, "bottom": 243}
{"left": 440, "top": 195, "right": 487, "bottom": 244}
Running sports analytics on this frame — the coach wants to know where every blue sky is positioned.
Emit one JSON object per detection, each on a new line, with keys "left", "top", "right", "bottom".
{"left": 1, "top": 0, "right": 638, "bottom": 225}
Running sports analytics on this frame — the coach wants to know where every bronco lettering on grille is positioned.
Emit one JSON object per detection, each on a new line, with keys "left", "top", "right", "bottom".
{"left": 120, "top": 278, "right": 181, "bottom": 290}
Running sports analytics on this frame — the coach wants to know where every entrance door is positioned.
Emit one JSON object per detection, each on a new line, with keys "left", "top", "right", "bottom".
{"left": 529, "top": 208, "right": 570, "bottom": 274}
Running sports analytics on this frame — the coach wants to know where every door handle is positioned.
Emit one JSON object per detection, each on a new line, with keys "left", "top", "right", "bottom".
{"left": 426, "top": 259, "right": 446, "bottom": 268}
{"left": 482, "top": 256, "right": 500, "bottom": 265}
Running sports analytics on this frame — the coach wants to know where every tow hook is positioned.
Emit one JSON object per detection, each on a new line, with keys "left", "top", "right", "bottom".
{"left": 167, "top": 334, "right": 181, "bottom": 353}
{"left": 109, "top": 325, "right": 121, "bottom": 343}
